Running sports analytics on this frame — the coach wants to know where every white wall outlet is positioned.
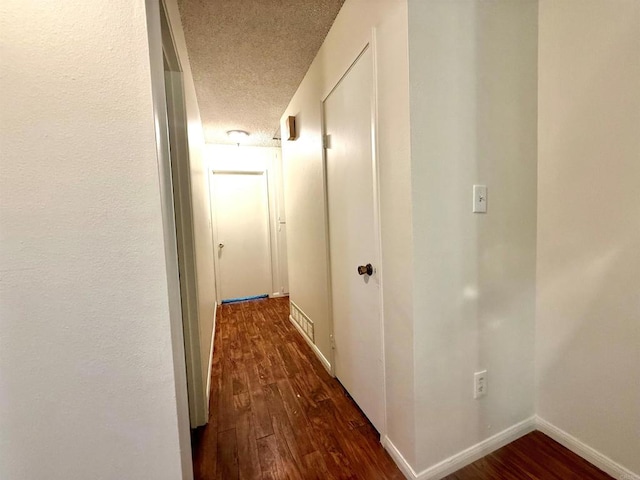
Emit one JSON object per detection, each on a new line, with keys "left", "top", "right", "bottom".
{"left": 474, "top": 370, "right": 488, "bottom": 399}
{"left": 473, "top": 185, "right": 488, "bottom": 213}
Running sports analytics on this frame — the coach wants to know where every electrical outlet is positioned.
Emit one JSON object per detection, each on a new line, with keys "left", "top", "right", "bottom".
{"left": 474, "top": 370, "right": 488, "bottom": 399}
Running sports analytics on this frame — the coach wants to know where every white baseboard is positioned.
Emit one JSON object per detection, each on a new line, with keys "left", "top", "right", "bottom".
{"left": 381, "top": 436, "right": 419, "bottom": 479}
{"left": 383, "top": 416, "right": 536, "bottom": 480}
{"left": 205, "top": 301, "right": 217, "bottom": 416}
{"left": 536, "top": 416, "right": 639, "bottom": 480}
{"left": 288, "top": 314, "right": 332, "bottom": 374}
{"left": 383, "top": 415, "right": 638, "bottom": 480}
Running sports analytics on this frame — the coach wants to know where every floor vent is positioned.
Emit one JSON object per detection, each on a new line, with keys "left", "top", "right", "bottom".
{"left": 290, "top": 301, "right": 315, "bottom": 343}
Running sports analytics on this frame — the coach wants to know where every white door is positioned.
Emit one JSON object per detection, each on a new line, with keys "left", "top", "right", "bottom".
{"left": 210, "top": 171, "right": 272, "bottom": 302}
{"left": 324, "top": 47, "right": 384, "bottom": 432}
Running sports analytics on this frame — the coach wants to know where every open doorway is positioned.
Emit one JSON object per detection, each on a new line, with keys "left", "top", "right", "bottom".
{"left": 159, "top": 2, "right": 209, "bottom": 429}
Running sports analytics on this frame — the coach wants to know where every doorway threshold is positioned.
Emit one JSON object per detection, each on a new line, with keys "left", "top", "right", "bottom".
{"left": 221, "top": 294, "right": 269, "bottom": 304}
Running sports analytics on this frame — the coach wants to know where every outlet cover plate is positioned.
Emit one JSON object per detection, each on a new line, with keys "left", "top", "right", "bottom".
{"left": 474, "top": 370, "right": 488, "bottom": 399}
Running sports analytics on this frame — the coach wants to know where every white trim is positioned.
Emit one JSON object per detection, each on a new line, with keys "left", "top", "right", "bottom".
{"left": 369, "top": 26, "right": 388, "bottom": 439}
{"left": 536, "top": 416, "right": 639, "bottom": 480}
{"left": 319, "top": 100, "right": 337, "bottom": 376}
{"left": 145, "top": 0, "right": 193, "bottom": 477}
{"left": 288, "top": 314, "right": 332, "bottom": 374}
{"left": 381, "top": 436, "right": 419, "bottom": 480}
{"left": 205, "top": 301, "right": 217, "bottom": 418}
{"left": 383, "top": 416, "right": 536, "bottom": 480}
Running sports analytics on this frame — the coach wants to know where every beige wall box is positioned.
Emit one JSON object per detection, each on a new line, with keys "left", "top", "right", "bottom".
{"left": 286, "top": 115, "right": 297, "bottom": 141}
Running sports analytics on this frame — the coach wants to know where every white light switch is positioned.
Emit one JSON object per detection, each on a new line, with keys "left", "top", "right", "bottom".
{"left": 473, "top": 185, "right": 487, "bottom": 213}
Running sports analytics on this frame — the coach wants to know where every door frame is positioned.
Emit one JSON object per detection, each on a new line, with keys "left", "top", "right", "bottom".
{"left": 162, "top": 12, "right": 209, "bottom": 429}
{"left": 145, "top": 0, "right": 194, "bottom": 476}
{"left": 320, "top": 32, "right": 387, "bottom": 435}
{"left": 208, "top": 169, "right": 275, "bottom": 304}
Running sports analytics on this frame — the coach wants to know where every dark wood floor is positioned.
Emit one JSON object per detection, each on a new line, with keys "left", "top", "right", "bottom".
{"left": 193, "top": 297, "right": 614, "bottom": 480}
{"left": 444, "top": 431, "right": 613, "bottom": 479}
{"left": 192, "top": 296, "right": 404, "bottom": 479}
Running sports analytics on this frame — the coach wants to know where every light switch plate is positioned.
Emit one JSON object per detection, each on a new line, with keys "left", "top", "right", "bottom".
{"left": 473, "top": 185, "right": 487, "bottom": 213}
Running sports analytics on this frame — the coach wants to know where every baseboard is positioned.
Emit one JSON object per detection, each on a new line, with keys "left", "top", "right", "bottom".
{"left": 383, "top": 416, "right": 536, "bottom": 480}
{"left": 536, "top": 416, "right": 639, "bottom": 480}
{"left": 381, "top": 436, "right": 419, "bottom": 479}
{"left": 288, "top": 314, "right": 332, "bottom": 374}
{"left": 205, "top": 301, "right": 217, "bottom": 415}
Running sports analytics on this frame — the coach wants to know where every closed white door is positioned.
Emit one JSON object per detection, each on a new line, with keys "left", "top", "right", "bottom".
{"left": 324, "top": 47, "right": 384, "bottom": 432}
{"left": 210, "top": 171, "right": 272, "bottom": 302}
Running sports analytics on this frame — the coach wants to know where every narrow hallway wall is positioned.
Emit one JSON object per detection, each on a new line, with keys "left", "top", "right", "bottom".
{"left": 407, "top": 0, "right": 538, "bottom": 472}
{"left": 536, "top": 0, "right": 640, "bottom": 474}
{"left": 0, "top": 0, "right": 190, "bottom": 477}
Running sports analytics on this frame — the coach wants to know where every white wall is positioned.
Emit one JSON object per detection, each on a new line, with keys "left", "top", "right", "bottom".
{"left": 164, "top": 0, "right": 217, "bottom": 424}
{"left": 407, "top": 0, "right": 538, "bottom": 471}
{"left": 537, "top": 0, "right": 640, "bottom": 475}
{"left": 206, "top": 144, "right": 289, "bottom": 298}
{"left": 0, "top": 0, "right": 188, "bottom": 478}
{"left": 280, "top": 0, "right": 416, "bottom": 464}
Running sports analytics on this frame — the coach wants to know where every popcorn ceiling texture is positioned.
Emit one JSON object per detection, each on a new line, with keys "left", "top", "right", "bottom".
{"left": 178, "top": 0, "right": 345, "bottom": 147}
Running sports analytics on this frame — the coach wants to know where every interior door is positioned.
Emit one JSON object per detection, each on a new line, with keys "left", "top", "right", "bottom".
{"left": 324, "top": 46, "right": 384, "bottom": 432}
{"left": 210, "top": 171, "right": 272, "bottom": 302}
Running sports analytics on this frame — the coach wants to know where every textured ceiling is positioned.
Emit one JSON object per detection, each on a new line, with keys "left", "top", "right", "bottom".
{"left": 178, "top": 0, "right": 345, "bottom": 147}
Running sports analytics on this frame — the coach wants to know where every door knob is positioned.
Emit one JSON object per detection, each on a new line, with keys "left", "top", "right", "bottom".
{"left": 357, "top": 264, "right": 373, "bottom": 276}
{"left": 218, "top": 243, "right": 225, "bottom": 249}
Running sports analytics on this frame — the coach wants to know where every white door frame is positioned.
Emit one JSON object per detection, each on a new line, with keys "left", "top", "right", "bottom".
{"left": 320, "top": 32, "right": 387, "bottom": 436}
{"left": 145, "top": 0, "right": 193, "bottom": 477}
{"left": 164, "top": 61, "right": 208, "bottom": 428}
{"left": 208, "top": 169, "right": 275, "bottom": 304}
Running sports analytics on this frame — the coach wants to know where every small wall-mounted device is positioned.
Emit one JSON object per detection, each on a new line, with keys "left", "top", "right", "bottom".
{"left": 474, "top": 370, "right": 488, "bottom": 399}
{"left": 286, "top": 115, "right": 297, "bottom": 141}
{"left": 473, "top": 185, "right": 488, "bottom": 213}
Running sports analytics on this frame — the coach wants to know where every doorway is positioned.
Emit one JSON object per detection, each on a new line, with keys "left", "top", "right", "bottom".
{"left": 323, "top": 45, "right": 385, "bottom": 433}
{"left": 159, "top": 0, "right": 208, "bottom": 429}
{"left": 209, "top": 171, "right": 273, "bottom": 303}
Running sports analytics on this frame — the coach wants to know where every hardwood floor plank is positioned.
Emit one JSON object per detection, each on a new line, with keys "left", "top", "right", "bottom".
{"left": 234, "top": 392, "right": 262, "bottom": 480}
{"left": 231, "top": 364, "right": 249, "bottom": 396}
{"left": 275, "top": 343, "right": 299, "bottom": 378}
{"left": 305, "top": 401, "right": 357, "bottom": 479}
{"left": 302, "top": 450, "right": 334, "bottom": 480}
{"left": 218, "top": 361, "right": 236, "bottom": 433}
{"left": 245, "top": 364, "right": 274, "bottom": 439}
{"left": 257, "top": 434, "right": 280, "bottom": 480}
{"left": 270, "top": 413, "right": 305, "bottom": 480}
{"left": 256, "top": 359, "right": 276, "bottom": 386}
{"left": 208, "top": 374, "right": 221, "bottom": 428}
{"left": 275, "top": 379, "right": 316, "bottom": 457}
{"left": 444, "top": 431, "right": 614, "bottom": 480}
{"left": 216, "top": 428, "right": 238, "bottom": 480}
{"left": 192, "top": 426, "right": 217, "bottom": 480}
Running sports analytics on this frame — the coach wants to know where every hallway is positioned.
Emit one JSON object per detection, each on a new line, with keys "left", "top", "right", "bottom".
{"left": 192, "top": 297, "right": 404, "bottom": 479}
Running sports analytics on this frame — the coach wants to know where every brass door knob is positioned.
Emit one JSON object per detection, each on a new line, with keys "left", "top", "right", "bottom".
{"left": 357, "top": 264, "right": 373, "bottom": 276}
